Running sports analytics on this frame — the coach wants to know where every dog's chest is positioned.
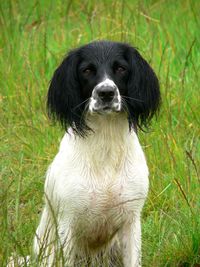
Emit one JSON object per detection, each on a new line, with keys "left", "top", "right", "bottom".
{"left": 57, "top": 160, "right": 147, "bottom": 223}
{"left": 52, "top": 134, "right": 149, "bottom": 221}
{"left": 56, "top": 165, "right": 147, "bottom": 250}
{"left": 48, "top": 132, "right": 149, "bottom": 249}
{"left": 76, "top": 179, "right": 126, "bottom": 214}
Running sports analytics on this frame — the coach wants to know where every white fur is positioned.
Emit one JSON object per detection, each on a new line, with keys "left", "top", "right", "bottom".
{"left": 95, "top": 78, "right": 117, "bottom": 89}
{"left": 34, "top": 113, "right": 149, "bottom": 266}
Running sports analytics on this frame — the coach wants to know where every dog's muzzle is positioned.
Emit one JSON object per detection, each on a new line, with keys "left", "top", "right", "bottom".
{"left": 89, "top": 78, "right": 121, "bottom": 113}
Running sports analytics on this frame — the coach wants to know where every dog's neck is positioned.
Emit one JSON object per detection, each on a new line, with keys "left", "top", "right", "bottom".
{"left": 73, "top": 113, "right": 133, "bottom": 179}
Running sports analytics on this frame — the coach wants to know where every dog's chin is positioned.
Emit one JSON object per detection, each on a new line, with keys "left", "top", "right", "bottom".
{"left": 89, "top": 104, "right": 121, "bottom": 115}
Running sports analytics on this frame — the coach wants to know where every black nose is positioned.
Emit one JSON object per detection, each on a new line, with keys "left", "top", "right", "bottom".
{"left": 96, "top": 86, "right": 116, "bottom": 103}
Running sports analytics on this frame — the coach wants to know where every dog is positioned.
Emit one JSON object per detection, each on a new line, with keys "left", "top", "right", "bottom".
{"left": 34, "top": 41, "right": 160, "bottom": 267}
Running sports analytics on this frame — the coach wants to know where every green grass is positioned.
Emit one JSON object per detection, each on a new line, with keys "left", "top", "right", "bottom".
{"left": 0, "top": 0, "right": 199, "bottom": 266}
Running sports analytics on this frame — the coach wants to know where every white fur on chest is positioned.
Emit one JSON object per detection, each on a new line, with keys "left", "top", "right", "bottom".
{"left": 44, "top": 115, "right": 149, "bottom": 250}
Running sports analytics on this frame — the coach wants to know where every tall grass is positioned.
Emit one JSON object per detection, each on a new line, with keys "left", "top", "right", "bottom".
{"left": 0, "top": 0, "right": 199, "bottom": 266}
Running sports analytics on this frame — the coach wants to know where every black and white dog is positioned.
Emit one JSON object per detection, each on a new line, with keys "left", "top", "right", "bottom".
{"left": 34, "top": 41, "right": 160, "bottom": 266}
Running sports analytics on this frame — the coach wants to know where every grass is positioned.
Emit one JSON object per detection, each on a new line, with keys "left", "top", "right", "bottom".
{"left": 0, "top": 0, "right": 199, "bottom": 266}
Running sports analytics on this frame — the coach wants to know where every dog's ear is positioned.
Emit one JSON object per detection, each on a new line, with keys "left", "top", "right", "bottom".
{"left": 47, "top": 49, "right": 87, "bottom": 136}
{"left": 125, "top": 46, "right": 161, "bottom": 130}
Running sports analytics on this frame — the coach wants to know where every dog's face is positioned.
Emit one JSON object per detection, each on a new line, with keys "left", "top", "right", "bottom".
{"left": 77, "top": 42, "right": 130, "bottom": 114}
{"left": 47, "top": 41, "right": 160, "bottom": 135}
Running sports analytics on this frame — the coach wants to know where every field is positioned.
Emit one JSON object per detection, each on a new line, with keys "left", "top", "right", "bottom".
{"left": 0, "top": 0, "right": 199, "bottom": 266}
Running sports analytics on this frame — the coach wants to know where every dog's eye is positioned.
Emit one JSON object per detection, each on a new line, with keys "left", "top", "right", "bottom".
{"left": 115, "top": 66, "right": 126, "bottom": 74}
{"left": 83, "top": 68, "right": 91, "bottom": 74}
{"left": 82, "top": 67, "right": 95, "bottom": 75}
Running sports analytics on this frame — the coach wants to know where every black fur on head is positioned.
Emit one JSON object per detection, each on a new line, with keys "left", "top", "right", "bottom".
{"left": 124, "top": 44, "right": 160, "bottom": 130}
{"left": 47, "top": 41, "right": 161, "bottom": 136}
{"left": 47, "top": 49, "right": 89, "bottom": 136}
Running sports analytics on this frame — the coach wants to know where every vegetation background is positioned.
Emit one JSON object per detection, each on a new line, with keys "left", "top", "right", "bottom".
{"left": 0, "top": 0, "right": 199, "bottom": 266}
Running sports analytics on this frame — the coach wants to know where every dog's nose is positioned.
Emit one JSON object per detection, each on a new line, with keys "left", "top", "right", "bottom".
{"left": 96, "top": 86, "right": 116, "bottom": 103}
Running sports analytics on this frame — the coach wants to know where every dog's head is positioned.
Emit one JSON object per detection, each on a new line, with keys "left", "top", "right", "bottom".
{"left": 47, "top": 41, "right": 160, "bottom": 136}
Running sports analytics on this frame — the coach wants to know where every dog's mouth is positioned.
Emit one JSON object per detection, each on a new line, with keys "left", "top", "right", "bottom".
{"left": 89, "top": 99, "right": 121, "bottom": 114}
{"left": 103, "top": 106, "right": 112, "bottom": 111}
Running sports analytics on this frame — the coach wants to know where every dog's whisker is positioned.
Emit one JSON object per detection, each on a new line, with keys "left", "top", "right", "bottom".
{"left": 72, "top": 98, "right": 90, "bottom": 111}
{"left": 121, "top": 99, "right": 130, "bottom": 116}
{"left": 71, "top": 102, "right": 89, "bottom": 119}
{"left": 121, "top": 95, "right": 144, "bottom": 103}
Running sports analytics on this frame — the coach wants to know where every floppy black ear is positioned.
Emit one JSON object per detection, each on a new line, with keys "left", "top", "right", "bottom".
{"left": 47, "top": 49, "right": 88, "bottom": 136}
{"left": 125, "top": 46, "right": 161, "bottom": 130}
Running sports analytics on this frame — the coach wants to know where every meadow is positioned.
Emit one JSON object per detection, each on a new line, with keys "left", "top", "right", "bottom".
{"left": 0, "top": 0, "right": 199, "bottom": 266}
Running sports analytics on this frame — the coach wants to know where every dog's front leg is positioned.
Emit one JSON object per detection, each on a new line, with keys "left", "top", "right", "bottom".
{"left": 120, "top": 215, "right": 142, "bottom": 267}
